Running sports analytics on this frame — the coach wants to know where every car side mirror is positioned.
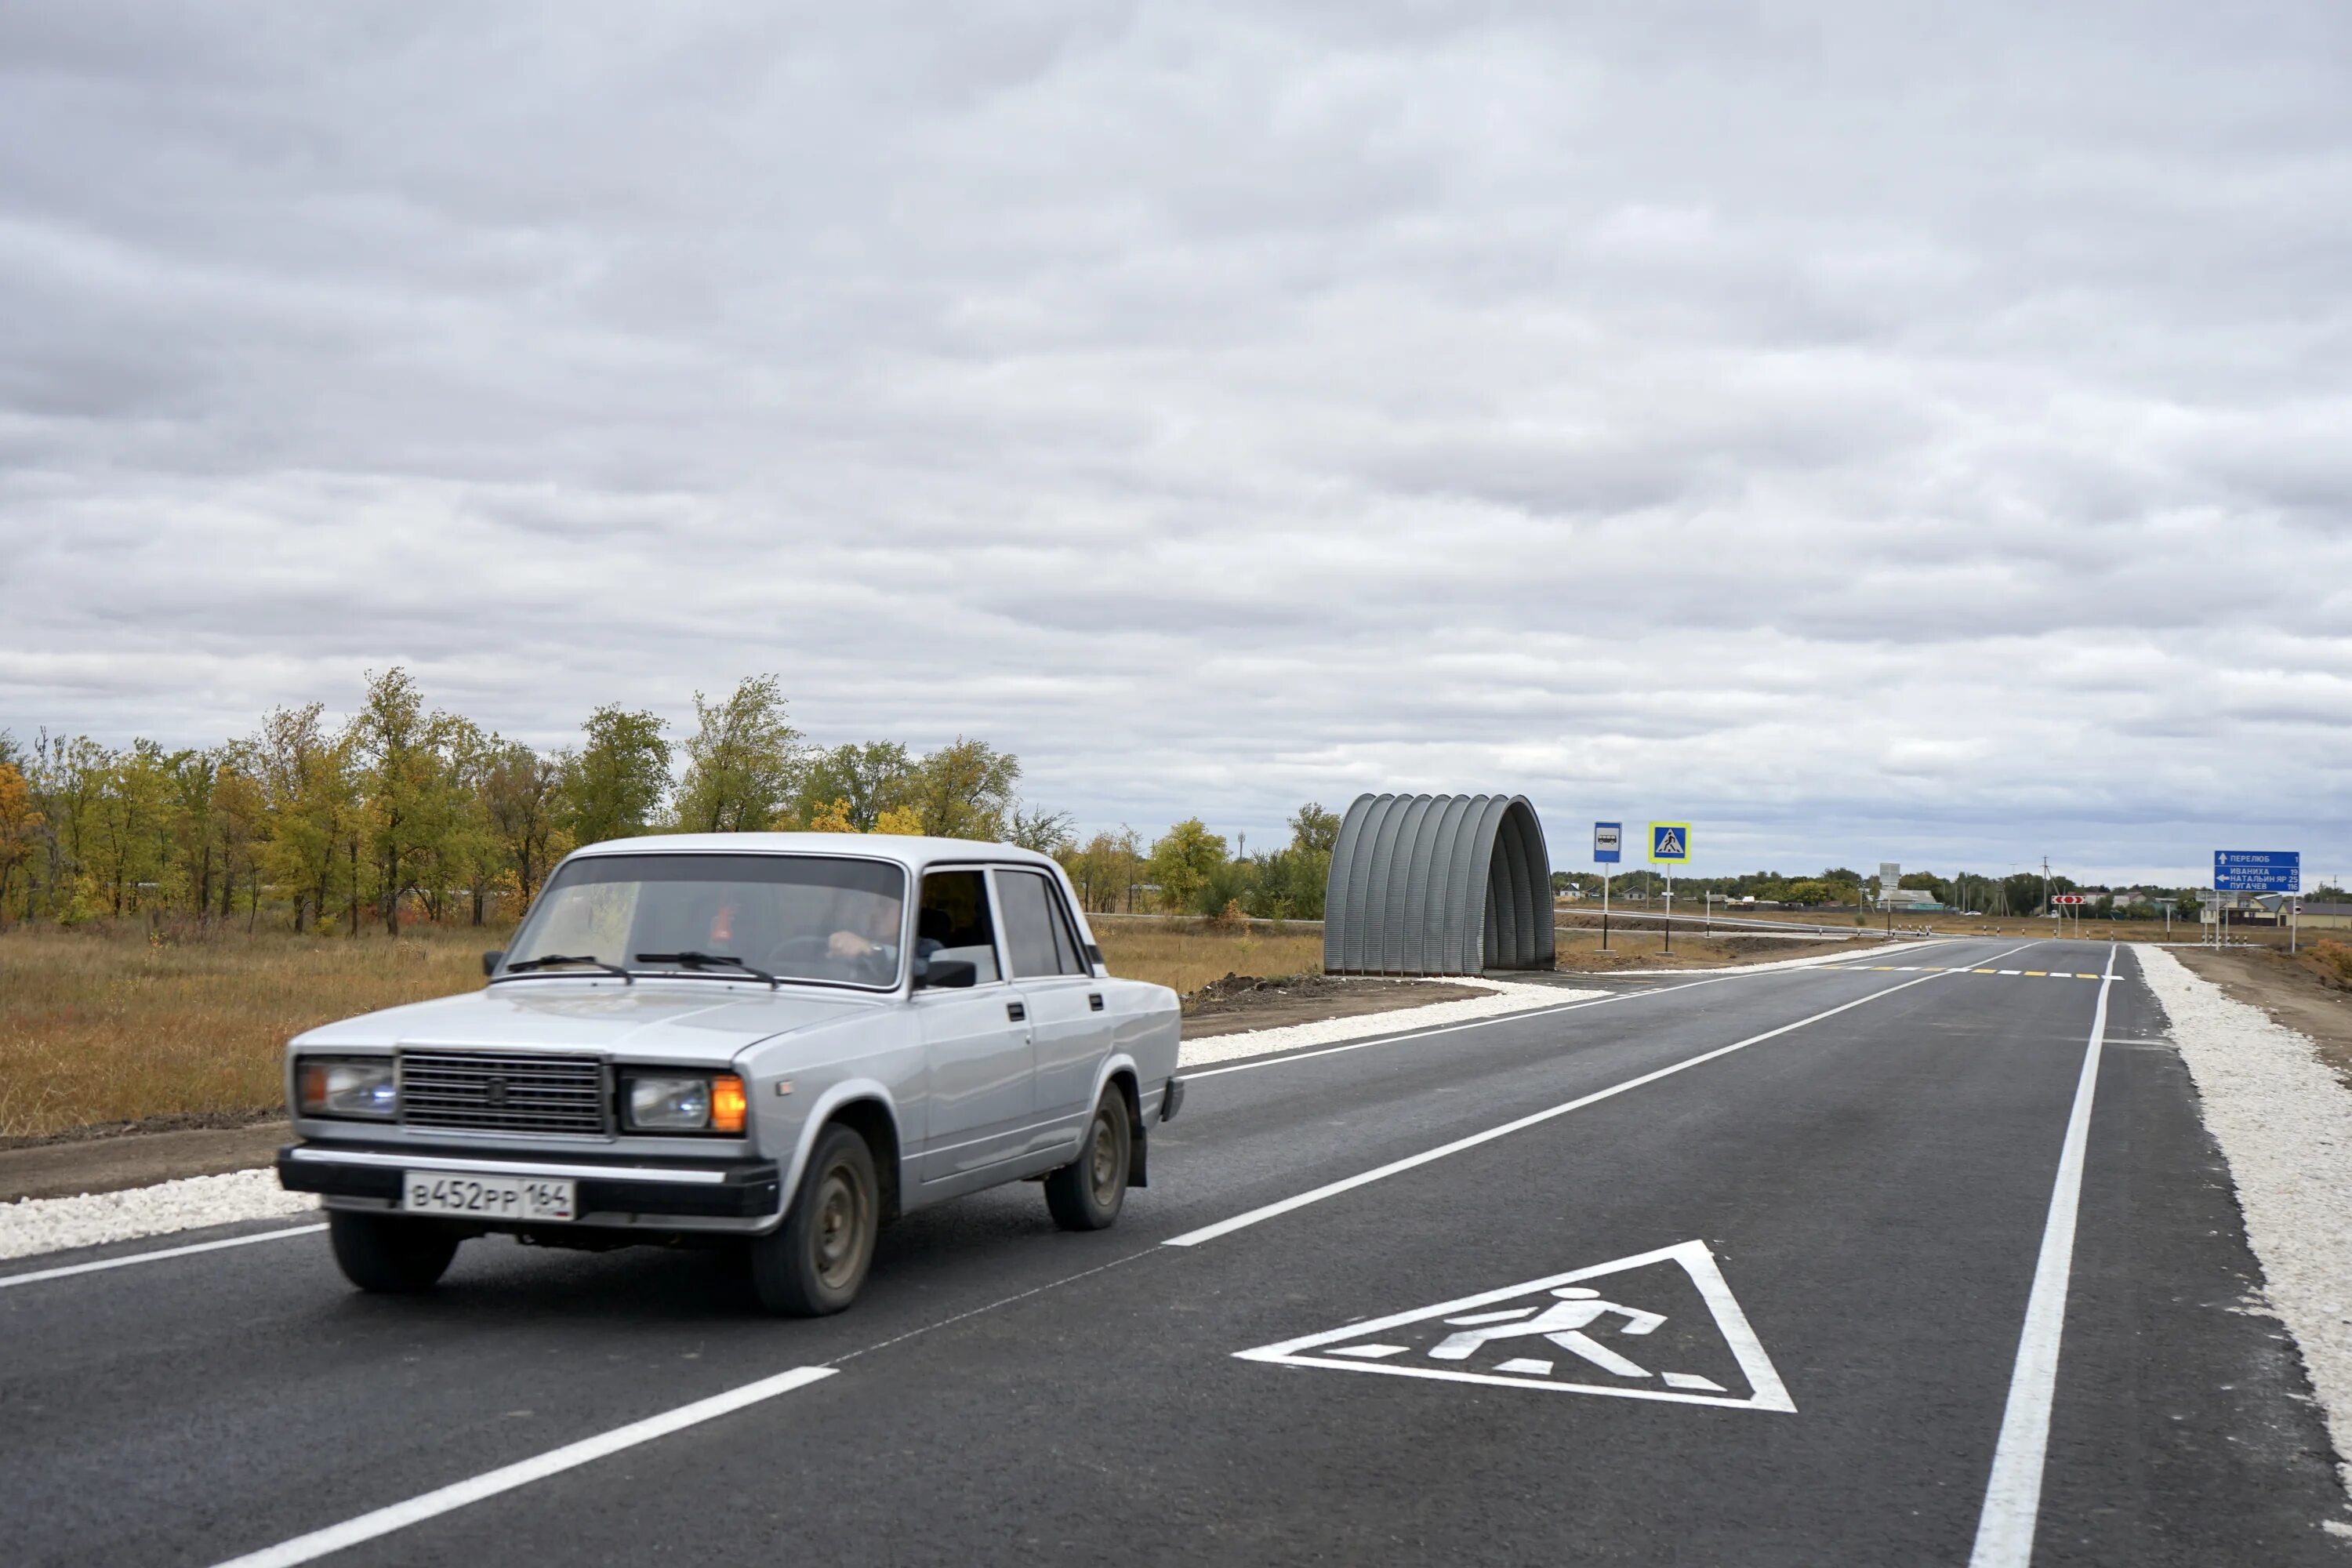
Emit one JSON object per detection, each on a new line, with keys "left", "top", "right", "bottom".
{"left": 915, "top": 957, "right": 978, "bottom": 990}
{"left": 482, "top": 949, "right": 505, "bottom": 978}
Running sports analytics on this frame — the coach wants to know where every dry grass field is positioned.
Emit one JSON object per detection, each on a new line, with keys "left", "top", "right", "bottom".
{"left": 0, "top": 918, "right": 1326, "bottom": 1138}
{"left": 1091, "top": 920, "right": 1323, "bottom": 995}
{"left": 0, "top": 924, "right": 494, "bottom": 1138}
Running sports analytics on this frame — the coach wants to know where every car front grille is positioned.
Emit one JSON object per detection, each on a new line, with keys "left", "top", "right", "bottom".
{"left": 398, "top": 1051, "right": 608, "bottom": 1137}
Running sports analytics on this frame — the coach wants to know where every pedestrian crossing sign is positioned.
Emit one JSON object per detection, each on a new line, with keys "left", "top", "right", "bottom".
{"left": 1649, "top": 823, "right": 1690, "bottom": 864}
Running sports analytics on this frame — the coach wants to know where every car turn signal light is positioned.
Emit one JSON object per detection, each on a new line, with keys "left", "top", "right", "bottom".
{"left": 711, "top": 1073, "right": 747, "bottom": 1134}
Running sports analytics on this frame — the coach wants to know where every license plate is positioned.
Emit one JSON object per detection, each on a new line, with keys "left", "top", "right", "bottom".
{"left": 401, "top": 1171, "right": 575, "bottom": 1221}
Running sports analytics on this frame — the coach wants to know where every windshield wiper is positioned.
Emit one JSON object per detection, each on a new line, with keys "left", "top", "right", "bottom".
{"left": 633, "top": 951, "right": 780, "bottom": 989}
{"left": 500, "top": 954, "right": 634, "bottom": 984}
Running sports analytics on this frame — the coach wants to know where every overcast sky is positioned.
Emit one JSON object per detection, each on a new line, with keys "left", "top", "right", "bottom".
{"left": 2, "top": 2, "right": 2347, "bottom": 886}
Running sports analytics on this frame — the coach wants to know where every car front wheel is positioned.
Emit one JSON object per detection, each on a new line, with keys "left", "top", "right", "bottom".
{"left": 327, "top": 1210, "right": 461, "bottom": 1294}
{"left": 750, "top": 1124, "right": 879, "bottom": 1316}
{"left": 1044, "top": 1087, "right": 1131, "bottom": 1232}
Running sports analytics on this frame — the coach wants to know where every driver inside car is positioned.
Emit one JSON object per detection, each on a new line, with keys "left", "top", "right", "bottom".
{"left": 823, "top": 892, "right": 906, "bottom": 969}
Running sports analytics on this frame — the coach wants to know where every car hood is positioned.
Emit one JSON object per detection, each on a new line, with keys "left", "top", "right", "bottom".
{"left": 292, "top": 980, "right": 886, "bottom": 1064}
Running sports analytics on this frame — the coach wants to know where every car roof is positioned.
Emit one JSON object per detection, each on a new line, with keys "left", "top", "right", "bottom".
{"left": 564, "top": 832, "right": 1065, "bottom": 877}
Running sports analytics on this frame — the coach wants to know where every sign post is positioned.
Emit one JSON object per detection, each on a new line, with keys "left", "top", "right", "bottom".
{"left": 2215, "top": 851, "right": 2301, "bottom": 953}
{"left": 1593, "top": 823, "right": 1622, "bottom": 953}
{"left": 1878, "top": 862, "right": 1899, "bottom": 941}
{"left": 1650, "top": 823, "right": 1690, "bottom": 956}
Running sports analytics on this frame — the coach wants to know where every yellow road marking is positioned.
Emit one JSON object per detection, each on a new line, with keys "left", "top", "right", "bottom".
{"left": 2024, "top": 971, "right": 2047, "bottom": 976}
{"left": 1973, "top": 968, "right": 1996, "bottom": 974}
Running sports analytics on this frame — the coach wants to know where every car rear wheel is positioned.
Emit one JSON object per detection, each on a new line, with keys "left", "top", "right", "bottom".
{"left": 750, "top": 1124, "right": 878, "bottom": 1316}
{"left": 327, "top": 1210, "right": 462, "bottom": 1294}
{"left": 1044, "top": 1087, "right": 1131, "bottom": 1232}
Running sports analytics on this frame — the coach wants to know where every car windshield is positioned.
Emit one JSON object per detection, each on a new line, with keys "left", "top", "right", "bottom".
{"left": 501, "top": 853, "right": 909, "bottom": 990}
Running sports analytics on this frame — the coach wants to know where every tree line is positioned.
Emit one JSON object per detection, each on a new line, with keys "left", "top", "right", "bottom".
{"left": 1551, "top": 866, "right": 2203, "bottom": 919}
{"left": 0, "top": 669, "right": 1352, "bottom": 934}
{"left": 0, "top": 670, "right": 1068, "bottom": 934}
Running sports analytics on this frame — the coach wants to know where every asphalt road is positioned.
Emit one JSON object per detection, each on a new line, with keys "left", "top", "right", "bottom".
{"left": 3, "top": 939, "right": 2343, "bottom": 1566}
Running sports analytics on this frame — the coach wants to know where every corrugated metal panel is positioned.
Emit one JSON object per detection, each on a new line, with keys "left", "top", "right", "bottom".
{"left": 1321, "top": 793, "right": 1554, "bottom": 976}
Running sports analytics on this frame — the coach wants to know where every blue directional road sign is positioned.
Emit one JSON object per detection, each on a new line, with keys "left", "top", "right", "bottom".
{"left": 1594, "top": 822, "right": 1622, "bottom": 864}
{"left": 2214, "top": 851, "right": 2299, "bottom": 894}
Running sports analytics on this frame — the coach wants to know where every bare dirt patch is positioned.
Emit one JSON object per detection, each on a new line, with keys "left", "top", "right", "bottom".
{"left": 2172, "top": 944, "right": 2352, "bottom": 1085}
{"left": 1181, "top": 973, "right": 1486, "bottom": 1038}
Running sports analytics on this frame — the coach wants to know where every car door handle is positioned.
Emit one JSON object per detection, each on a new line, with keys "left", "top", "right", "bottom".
{"left": 1088, "top": 993, "right": 1105, "bottom": 1012}
{"left": 1007, "top": 1001, "right": 1027, "bottom": 1022}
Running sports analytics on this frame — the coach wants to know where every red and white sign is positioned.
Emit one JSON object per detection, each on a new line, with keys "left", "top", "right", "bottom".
{"left": 2052, "top": 895, "right": 2087, "bottom": 906}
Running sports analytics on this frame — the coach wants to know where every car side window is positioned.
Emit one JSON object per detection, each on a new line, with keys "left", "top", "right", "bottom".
{"left": 1045, "top": 881, "right": 1088, "bottom": 975}
{"left": 996, "top": 869, "right": 1086, "bottom": 979}
{"left": 917, "top": 869, "right": 1001, "bottom": 985}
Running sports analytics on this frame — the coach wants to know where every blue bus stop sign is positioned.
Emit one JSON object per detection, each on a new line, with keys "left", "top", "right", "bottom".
{"left": 1594, "top": 822, "right": 1622, "bottom": 864}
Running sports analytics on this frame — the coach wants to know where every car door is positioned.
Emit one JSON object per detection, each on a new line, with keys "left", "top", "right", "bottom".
{"left": 996, "top": 866, "right": 1108, "bottom": 1150}
{"left": 912, "top": 867, "right": 1037, "bottom": 1182}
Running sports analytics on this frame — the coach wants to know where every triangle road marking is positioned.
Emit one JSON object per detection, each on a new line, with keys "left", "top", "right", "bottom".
{"left": 1234, "top": 1239, "right": 1795, "bottom": 1414}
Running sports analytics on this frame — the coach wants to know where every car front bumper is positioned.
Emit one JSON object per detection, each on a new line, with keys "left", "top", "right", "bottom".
{"left": 277, "top": 1142, "right": 784, "bottom": 1232}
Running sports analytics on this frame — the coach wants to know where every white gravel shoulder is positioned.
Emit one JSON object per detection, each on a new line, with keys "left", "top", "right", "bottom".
{"left": 1178, "top": 978, "right": 1603, "bottom": 1069}
{"left": 0, "top": 1168, "right": 318, "bottom": 1263}
{"left": 2137, "top": 944, "right": 2352, "bottom": 1494}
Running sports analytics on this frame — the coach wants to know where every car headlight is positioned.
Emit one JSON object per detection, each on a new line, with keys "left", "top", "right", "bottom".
{"left": 623, "top": 1073, "right": 746, "bottom": 1134}
{"left": 298, "top": 1058, "right": 397, "bottom": 1120}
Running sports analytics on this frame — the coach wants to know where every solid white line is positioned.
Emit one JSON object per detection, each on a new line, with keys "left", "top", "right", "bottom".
{"left": 1185, "top": 938, "right": 1981, "bottom": 1083}
{"left": 208, "top": 1365, "right": 837, "bottom": 1568}
{"left": 1966, "top": 942, "right": 2118, "bottom": 1568}
{"left": 1164, "top": 970, "right": 1954, "bottom": 1247}
{"left": 0, "top": 1222, "right": 326, "bottom": 1289}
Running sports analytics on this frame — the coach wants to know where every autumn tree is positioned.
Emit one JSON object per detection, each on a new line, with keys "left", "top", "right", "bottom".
{"left": 254, "top": 703, "right": 353, "bottom": 933}
{"left": 561, "top": 705, "right": 671, "bottom": 846}
{"left": 797, "top": 742, "right": 914, "bottom": 832}
{"left": 1007, "top": 805, "right": 1075, "bottom": 855}
{"left": 0, "top": 761, "right": 41, "bottom": 926}
{"left": 908, "top": 738, "right": 1018, "bottom": 840}
{"left": 1060, "top": 828, "right": 1142, "bottom": 913}
{"left": 673, "top": 674, "right": 802, "bottom": 833}
{"left": 483, "top": 740, "right": 567, "bottom": 909}
{"left": 350, "top": 666, "right": 459, "bottom": 935}
{"left": 1145, "top": 818, "right": 1228, "bottom": 916}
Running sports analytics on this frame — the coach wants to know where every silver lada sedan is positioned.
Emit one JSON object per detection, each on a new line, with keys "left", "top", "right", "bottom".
{"left": 276, "top": 833, "right": 1185, "bottom": 1316}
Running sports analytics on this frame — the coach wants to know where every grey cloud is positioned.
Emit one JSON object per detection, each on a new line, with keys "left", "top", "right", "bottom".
{"left": 2, "top": 1, "right": 2348, "bottom": 883}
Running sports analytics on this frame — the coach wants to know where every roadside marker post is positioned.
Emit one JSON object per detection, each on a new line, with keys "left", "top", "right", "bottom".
{"left": 1594, "top": 823, "right": 1622, "bottom": 953}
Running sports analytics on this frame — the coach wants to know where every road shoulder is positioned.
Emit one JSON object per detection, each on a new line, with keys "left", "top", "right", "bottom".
{"left": 2139, "top": 944, "right": 2352, "bottom": 1512}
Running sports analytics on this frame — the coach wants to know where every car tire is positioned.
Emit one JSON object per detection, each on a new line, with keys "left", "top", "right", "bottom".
{"left": 1044, "top": 1087, "right": 1131, "bottom": 1232}
{"left": 750, "top": 1124, "right": 879, "bottom": 1317}
{"left": 327, "top": 1210, "right": 461, "bottom": 1294}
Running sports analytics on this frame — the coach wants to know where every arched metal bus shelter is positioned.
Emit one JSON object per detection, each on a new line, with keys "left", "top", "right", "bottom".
{"left": 1322, "top": 793, "right": 1555, "bottom": 976}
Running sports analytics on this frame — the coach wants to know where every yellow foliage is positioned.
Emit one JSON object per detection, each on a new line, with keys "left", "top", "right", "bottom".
{"left": 873, "top": 805, "right": 924, "bottom": 836}
{"left": 805, "top": 797, "right": 858, "bottom": 833}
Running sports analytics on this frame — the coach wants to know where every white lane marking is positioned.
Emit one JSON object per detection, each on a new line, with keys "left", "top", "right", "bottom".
{"left": 0, "top": 1223, "right": 326, "bottom": 1289}
{"left": 207, "top": 1365, "right": 837, "bottom": 1568}
{"left": 1184, "top": 976, "right": 1742, "bottom": 1080}
{"left": 1166, "top": 971, "right": 1951, "bottom": 1247}
{"left": 1236, "top": 1239, "right": 1794, "bottom": 1413}
{"left": 1966, "top": 942, "right": 2118, "bottom": 1568}
{"left": 1185, "top": 937, "right": 1988, "bottom": 1083}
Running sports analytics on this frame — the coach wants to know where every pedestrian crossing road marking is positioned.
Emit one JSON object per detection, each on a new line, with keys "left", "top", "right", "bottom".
{"left": 1234, "top": 1239, "right": 1795, "bottom": 1414}
{"left": 1834, "top": 966, "right": 2103, "bottom": 981}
